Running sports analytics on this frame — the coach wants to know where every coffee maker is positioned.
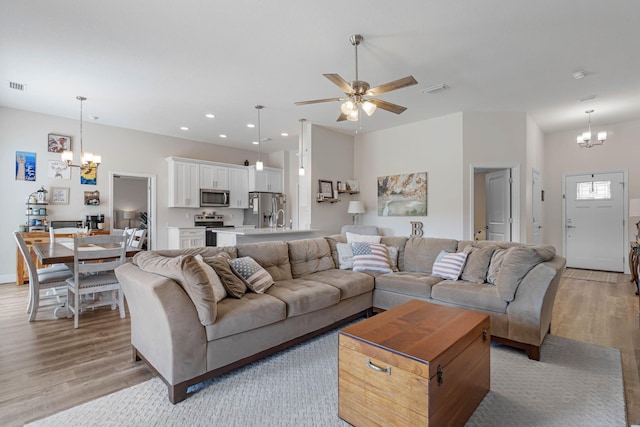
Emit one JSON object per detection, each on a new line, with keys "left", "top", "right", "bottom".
{"left": 84, "top": 214, "right": 105, "bottom": 230}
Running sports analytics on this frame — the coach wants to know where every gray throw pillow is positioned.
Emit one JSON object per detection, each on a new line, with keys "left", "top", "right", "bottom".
{"left": 461, "top": 245, "right": 498, "bottom": 284}
{"left": 209, "top": 252, "right": 247, "bottom": 298}
{"left": 494, "top": 245, "right": 556, "bottom": 302}
{"left": 486, "top": 248, "right": 507, "bottom": 285}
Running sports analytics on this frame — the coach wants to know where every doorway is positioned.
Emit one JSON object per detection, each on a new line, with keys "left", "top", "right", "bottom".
{"left": 563, "top": 171, "right": 626, "bottom": 272}
{"left": 532, "top": 169, "right": 542, "bottom": 244}
{"left": 471, "top": 165, "right": 520, "bottom": 242}
{"left": 109, "top": 171, "right": 156, "bottom": 250}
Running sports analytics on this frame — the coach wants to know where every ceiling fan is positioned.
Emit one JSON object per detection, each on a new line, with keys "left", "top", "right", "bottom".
{"left": 295, "top": 34, "right": 418, "bottom": 122}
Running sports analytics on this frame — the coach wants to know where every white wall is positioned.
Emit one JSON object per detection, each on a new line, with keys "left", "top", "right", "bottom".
{"left": 308, "top": 124, "right": 354, "bottom": 234}
{"left": 543, "top": 118, "right": 640, "bottom": 257}
{"left": 0, "top": 106, "right": 269, "bottom": 281}
{"left": 354, "top": 113, "right": 464, "bottom": 238}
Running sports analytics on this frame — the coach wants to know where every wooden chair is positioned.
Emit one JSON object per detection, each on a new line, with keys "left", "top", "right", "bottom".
{"left": 66, "top": 234, "right": 127, "bottom": 328}
{"left": 13, "top": 231, "right": 71, "bottom": 321}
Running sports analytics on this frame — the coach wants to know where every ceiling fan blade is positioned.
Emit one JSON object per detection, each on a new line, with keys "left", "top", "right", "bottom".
{"left": 367, "top": 76, "right": 418, "bottom": 96}
{"left": 323, "top": 74, "right": 354, "bottom": 94}
{"left": 295, "top": 97, "right": 343, "bottom": 106}
{"left": 337, "top": 112, "right": 348, "bottom": 122}
{"left": 368, "top": 98, "right": 408, "bottom": 114}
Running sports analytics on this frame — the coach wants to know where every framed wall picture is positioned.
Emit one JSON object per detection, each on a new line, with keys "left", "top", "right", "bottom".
{"left": 48, "top": 134, "right": 71, "bottom": 153}
{"left": 16, "top": 151, "right": 36, "bottom": 181}
{"left": 50, "top": 186, "right": 70, "bottom": 205}
{"left": 48, "top": 160, "right": 71, "bottom": 180}
{"left": 319, "top": 180, "right": 334, "bottom": 198}
{"left": 377, "top": 172, "right": 427, "bottom": 216}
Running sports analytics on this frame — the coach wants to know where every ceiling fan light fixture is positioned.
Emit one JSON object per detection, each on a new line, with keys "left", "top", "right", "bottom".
{"left": 362, "top": 100, "right": 376, "bottom": 116}
{"left": 346, "top": 108, "right": 359, "bottom": 122}
{"left": 341, "top": 100, "right": 356, "bottom": 114}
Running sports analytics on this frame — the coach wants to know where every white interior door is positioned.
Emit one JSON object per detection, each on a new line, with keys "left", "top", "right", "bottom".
{"left": 564, "top": 172, "right": 624, "bottom": 271}
{"left": 532, "top": 170, "right": 542, "bottom": 244}
{"left": 486, "top": 169, "right": 512, "bottom": 241}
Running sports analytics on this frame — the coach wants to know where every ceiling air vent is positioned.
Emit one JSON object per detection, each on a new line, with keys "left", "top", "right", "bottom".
{"left": 9, "top": 81, "right": 26, "bottom": 91}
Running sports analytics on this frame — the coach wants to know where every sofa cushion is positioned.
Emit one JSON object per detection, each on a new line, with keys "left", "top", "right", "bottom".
{"left": 133, "top": 251, "right": 217, "bottom": 326}
{"left": 461, "top": 244, "right": 498, "bottom": 284}
{"left": 324, "top": 234, "right": 347, "bottom": 268}
{"left": 431, "top": 250, "right": 468, "bottom": 280}
{"left": 352, "top": 242, "right": 393, "bottom": 273}
{"left": 431, "top": 281, "right": 508, "bottom": 313}
{"left": 228, "top": 256, "right": 274, "bottom": 294}
{"left": 265, "top": 279, "right": 341, "bottom": 317}
{"left": 288, "top": 238, "right": 335, "bottom": 278}
{"left": 301, "top": 269, "right": 374, "bottom": 300}
{"left": 495, "top": 245, "right": 556, "bottom": 302}
{"left": 403, "top": 237, "right": 459, "bottom": 273}
{"left": 374, "top": 272, "right": 444, "bottom": 299}
{"left": 205, "top": 293, "right": 286, "bottom": 341}
{"left": 194, "top": 254, "right": 227, "bottom": 302}
{"left": 236, "top": 241, "right": 292, "bottom": 281}
{"left": 152, "top": 246, "right": 237, "bottom": 259}
{"left": 209, "top": 252, "right": 247, "bottom": 298}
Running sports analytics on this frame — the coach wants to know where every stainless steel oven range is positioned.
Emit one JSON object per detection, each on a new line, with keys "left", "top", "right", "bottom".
{"left": 194, "top": 214, "right": 234, "bottom": 246}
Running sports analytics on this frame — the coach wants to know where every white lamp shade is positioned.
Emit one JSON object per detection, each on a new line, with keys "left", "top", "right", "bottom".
{"left": 362, "top": 101, "right": 377, "bottom": 116}
{"left": 347, "top": 201, "right": 365, "bottom": 214}
{"left": 61, "top": 150, "right": 73, "bottom": 162}
{"left": 630, "top": 199, "right": 640, "bottom": 217}
{"left": 298, "top": 167, "right": 305, "bottom": 176}
{"left": 256, "top": 160, "right": 264, "bottom": 171}
{"left": 597, "top": 131, "right": 607, "bottom": 141}
{"left": 122, "top": 211, "right": 136, "bottom": 220}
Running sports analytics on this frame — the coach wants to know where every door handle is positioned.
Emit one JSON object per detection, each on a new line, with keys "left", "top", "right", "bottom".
{"left": 567, "top": 225, "right": 576, "bottom": 229}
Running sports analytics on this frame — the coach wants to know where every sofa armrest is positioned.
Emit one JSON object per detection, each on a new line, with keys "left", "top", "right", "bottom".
{"left": 505, "top": 256, "right": 566, "bottom": 346}
{"left": 116, "top": 263, "right": 207, "bottom": 385}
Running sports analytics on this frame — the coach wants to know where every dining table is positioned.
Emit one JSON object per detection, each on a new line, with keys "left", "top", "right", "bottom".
{"left": 32, "top": 241, "right": 141, "bottom": 265}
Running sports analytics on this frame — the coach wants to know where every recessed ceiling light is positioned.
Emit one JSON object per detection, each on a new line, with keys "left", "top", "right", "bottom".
{"left": 252, "top": 141, "right": 259, "bottom": 145}
{"left": 219, "top": 134, "right": 227, "bottom": 138}
{"left": 180, "top": 126, "right": 189, "bottom": 131}
{"left": 577, "top": 94, "right": 596, "bottom": 102}
{"left": 281, "top": 132, "right": 289, "bottom": 137}
{"left": 247, "top": 123, "right": 255, "bottom": 128}
{"left": 205, "top": 113, "right": 215, "bottom": 119}
{"left": 573, "top": 70, "right": 586, "bottom": 80}
{"left": 90, "top": 115, "right": 99, "bottom": 120}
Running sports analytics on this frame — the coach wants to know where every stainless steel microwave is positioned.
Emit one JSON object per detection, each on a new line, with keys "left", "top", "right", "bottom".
{"left": 200, "top": 189, "right": 230, "bottom": 207}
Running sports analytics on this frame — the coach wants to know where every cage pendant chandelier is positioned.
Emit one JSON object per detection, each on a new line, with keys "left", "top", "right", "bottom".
{"left": 61, "top": 96, "right": 102, "bottom": 168}
{"left": 577, "top": 109, "right": 607, "bottom": 148}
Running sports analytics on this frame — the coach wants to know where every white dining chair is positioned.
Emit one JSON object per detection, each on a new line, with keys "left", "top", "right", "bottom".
{"left": 49, "top": 226, "right": 86, "bottom": 243}
{"left": 127, "top": 228, "right": 147, "bottom": 249}
{"left": 13, "top": 231, "right": 71, "bottom": 321}
{"left": 66, "top": 234, "right": 127, "bottom": 328}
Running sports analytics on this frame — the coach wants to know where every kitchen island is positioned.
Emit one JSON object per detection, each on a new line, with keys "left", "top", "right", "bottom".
{"left": 214, "top": 228, "right": 322, "bottom": 246}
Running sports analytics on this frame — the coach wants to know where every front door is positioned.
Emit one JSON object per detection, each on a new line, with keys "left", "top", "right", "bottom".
{"left": 485, "top": 169, "right": 512, "bottom": 241}
{"left": 564, "top": 171, "right": 624, "bottom": 271}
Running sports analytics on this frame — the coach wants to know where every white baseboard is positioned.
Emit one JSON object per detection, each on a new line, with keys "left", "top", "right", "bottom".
{"left": 0, "top": 273, "right": 17, "bottom": 285}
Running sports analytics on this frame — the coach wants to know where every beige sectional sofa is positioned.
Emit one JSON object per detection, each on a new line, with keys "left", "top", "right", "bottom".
{"left": 115, "top": 234, "right": 565, "bottom": 403}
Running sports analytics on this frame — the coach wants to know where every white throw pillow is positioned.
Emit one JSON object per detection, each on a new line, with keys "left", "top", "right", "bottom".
{"left": 432, "top": 250, "right": 468, "bottom": 281}
{"left": 346, "top": 232, "right": 382, "bottom": 244}
{"left": 336, "top": 242, "right": 354, "bottom": 270}
{"left": 195, "top": 254, "right": 227, "bottom": 302}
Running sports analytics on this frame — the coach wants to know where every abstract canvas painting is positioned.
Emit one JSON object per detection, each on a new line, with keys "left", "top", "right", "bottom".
{"left": 377, "top": 172, "right": 427, "bottom": 216}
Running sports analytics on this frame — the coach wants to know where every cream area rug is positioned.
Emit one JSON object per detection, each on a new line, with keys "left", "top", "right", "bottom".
{"left": 28, "top": 329, "right": 626, "bottom": 426}
{"left": 563, "top": 268, "right": 619, "bottom": 284}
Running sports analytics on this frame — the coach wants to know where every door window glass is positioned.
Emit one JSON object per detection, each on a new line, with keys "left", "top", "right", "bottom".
{"left": 576, "top": 181, "right": 611, "bottom": 200}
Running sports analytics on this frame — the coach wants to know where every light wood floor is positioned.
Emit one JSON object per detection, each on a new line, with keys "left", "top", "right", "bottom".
{"left": 1, "top": 270, "right": 639, "bottom": 426}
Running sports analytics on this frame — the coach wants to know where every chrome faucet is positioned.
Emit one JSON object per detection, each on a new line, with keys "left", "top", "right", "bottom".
{"left": 274, "top": 209, "right": 285, "bottom": 229}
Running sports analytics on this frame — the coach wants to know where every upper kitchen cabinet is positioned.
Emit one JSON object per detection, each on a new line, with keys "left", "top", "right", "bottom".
{"left": 166, "top": 157, "right": 200, "bottom": 207}
{"left": 228, "top": 167, "right": 249, "bottom": 208}
{"left": 248, "top": 165, "right": 283, "bottom": 193}
{"left": 200, "top": 164, "right": 229, "bottom": 190}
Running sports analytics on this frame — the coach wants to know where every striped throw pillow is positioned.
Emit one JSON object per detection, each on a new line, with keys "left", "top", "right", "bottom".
{"left": 432, "top": 250, "right": 468, "bottom": 281}
{"left": 228, "top": 256, "right": 274, "bottom": 293}
{"left": 351, "top": 242, "right": 392, "bottom": 273}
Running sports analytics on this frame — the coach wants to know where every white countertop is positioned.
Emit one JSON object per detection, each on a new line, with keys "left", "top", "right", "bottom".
{"left": 213, "top": 228, "right": 320, "bottom": 236}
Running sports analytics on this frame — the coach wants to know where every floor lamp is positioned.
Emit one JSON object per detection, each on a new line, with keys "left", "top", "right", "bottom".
{"left": 348, "top": 201, "right": 365, "bottom": 225}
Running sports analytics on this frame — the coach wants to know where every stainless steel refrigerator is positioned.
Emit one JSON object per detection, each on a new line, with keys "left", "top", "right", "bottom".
{"left": 243, "top": 192, "right": 287, "bottom": 228}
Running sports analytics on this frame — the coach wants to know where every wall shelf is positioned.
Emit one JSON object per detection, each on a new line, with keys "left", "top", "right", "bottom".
{"left": 338, "top": 190, "right": 359, "bottom": 195}
{"left": 317, "top": 198, "right": 340, "bottom": 203}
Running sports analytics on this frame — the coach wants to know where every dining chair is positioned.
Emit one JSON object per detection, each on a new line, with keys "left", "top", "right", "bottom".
{"left": 66, "top": 234, "right": 128, "bottom": 328}
{"left": 13, "top": 231, "right": 71, "bottom": 321}
{"left": 49, "top": 226, "right": 86, "bottom": 243}
{"left": 127, "top": 228, "right": 147, "bottom": 249}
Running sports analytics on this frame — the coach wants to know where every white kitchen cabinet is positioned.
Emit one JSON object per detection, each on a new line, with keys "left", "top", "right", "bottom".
{"left": 248, "top": 166, "right": 283, "bottom": 193}
{"left": 166, "top": 157, "right": 200, "bottom": 207}
{"left": 200, "top": 164, "right": 229, "bottom": 190}
{"left": 228, "top": 167, "right": 249, "bottom": 208}
{"left": 167, "top": 228, "right": 205, "bottom": 249}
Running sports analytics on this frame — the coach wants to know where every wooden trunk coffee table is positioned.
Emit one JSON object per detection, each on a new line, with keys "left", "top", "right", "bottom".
{"left": 338, "top": 300, "right": 490, "bottom": 427}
